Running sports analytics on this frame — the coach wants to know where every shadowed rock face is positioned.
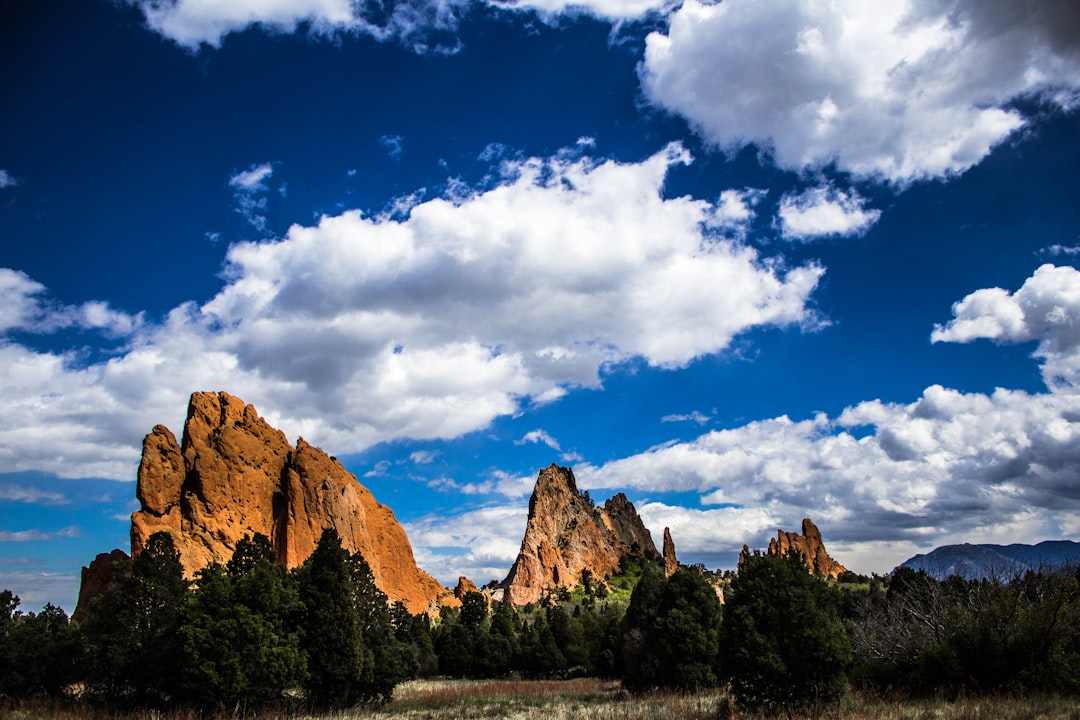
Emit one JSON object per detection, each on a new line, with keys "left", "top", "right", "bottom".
{"left": 740, "top": 517, "right": 848, "bottom": 579}
{"left": 72, "top": 549, "right": 130, "bottom": 625}
{"left": 501, "top": 464, "right": 660, "bottom": 605}
{"left": 129, "top": 391, "right": 450, "bottom": 614}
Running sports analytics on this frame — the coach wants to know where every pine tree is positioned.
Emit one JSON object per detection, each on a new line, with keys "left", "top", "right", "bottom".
{"left": 722, "top": 550, "right": 851, "bottom": 712}
{"left": 298, "top": 528, "right": 369, "bottom": 708}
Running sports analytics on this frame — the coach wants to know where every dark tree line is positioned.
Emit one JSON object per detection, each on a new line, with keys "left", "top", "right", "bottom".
{"left": 4, "top": 539, "right": 1080, "bottom": 715}
{"left": 1, "top": 529, "right": 421, "bottom": 712}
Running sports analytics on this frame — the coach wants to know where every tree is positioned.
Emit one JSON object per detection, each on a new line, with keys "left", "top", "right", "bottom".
{"left": 175, "top": 534, "right": 305, "bottom": 709}
{"left": 0, "top": 601, "right": 83, "bottom": 697}
{"left": 621, "top": 565, "right": 723, "bottom": 691}
{"left": 81, "top": 532, "right": 188, "bottom": 707}
{"left": 297, "top": 528, "right": 370, "bottom": 708}
{"left": 722, "top": 551, "right": 851, "bottom": 713}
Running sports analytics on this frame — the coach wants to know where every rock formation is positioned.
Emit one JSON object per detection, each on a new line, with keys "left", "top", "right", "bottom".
{"left": 663, "top": 527, "right": 678, "bottom": 577}
{"left": 744, "top": 518, "right": 848, "bottom": 579}
{"left": 72, "top": 549, "right": 130, "bottom": 625}
{"left": 454, "top": 576, "right": 480, "bottom": 600}
{"left": 129, "top": 391, "right": 450, "bottom": 614}
{"left": 501, "top": 464, "right": 660, "bottom": 605}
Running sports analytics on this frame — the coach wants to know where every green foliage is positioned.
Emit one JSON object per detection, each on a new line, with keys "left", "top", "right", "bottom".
{"left": 0, "top": 601, "right": 83, "bottom": 697}
{"left": 852, "top": 566, "right": 1080, "bottom": 696}
{"left": 298, "top": 527, "right": 372, "bottom": 707}
{"left": 174, "top": 534, "right": 305, "bottom": 709}
{"left": 621, "top": 565, "right": 723, "bottom": 692}
{"left": 297, "top": 527, "right": 415, "bottom": 707}
{"left": 82, "top": 532, "right": 188, "bottom": 707}
{"left": 722, "top": 551, "right": 851, "bottom": 713}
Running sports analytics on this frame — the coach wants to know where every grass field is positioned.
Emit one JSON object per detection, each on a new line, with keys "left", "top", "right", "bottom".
{"left": 4, "top": 679, "right": 1080, "bottom": 719}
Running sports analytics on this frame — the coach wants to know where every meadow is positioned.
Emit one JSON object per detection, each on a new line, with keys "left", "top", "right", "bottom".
{"left": 5, "top": 679, "right": 1080, "bottom": 720}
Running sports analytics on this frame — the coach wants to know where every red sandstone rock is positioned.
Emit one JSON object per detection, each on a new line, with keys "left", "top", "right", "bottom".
{"left": 742, "top": 518, "right": 848, "bottom": 579}
{"left": 501, "top": 464, "right": 660, "bottom": 605}
{"left": 72, "top": 549, "right": 130, "bottom": 625}
{"left": 129, "top": 391, "right": 450, "bottom": 614}
{"left": 663, "top": 527, "right": 678, "bottom": 577}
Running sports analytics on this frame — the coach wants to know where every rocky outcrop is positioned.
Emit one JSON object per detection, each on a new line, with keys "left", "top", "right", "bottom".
{"left": 501, "top": 464, "right": 660, "bottom": 605}
{"left": 454, "top": 576, "right": 480, "bottom": 600}
{"left": 663, "top": 527, "right": 678, "bottom": 577}
{"left": 72, "top": 549, "right": 130, "bottom": 625}
{"left": 129, "top": 391, "right": 450, "bottom": 614}
{"left": 758, "top": 518, "right": 848, "bottom": 579}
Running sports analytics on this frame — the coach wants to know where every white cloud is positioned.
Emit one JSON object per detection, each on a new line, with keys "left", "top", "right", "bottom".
{"left": 541, "top": 267, "right": 1080, "bottom": 574}
{"left": 405, "top": 504, "right": 529, "bottom": 586}
{"left": 777, "top": 185, "right": 881, "bottom": 240}
{"left": 489, "top": 0, "right": 675, "bottom": 20}
{"left": 0, "top": 268, "right": 142, "bottom": 337}
{"left": 705, "top": 188, "right": 766, "bottom": 240}
{"left": 0, "top": 526, "right": 80, "bottom": 543}
{"left": 228, "top": 163, "right": 274, "bottom": 192}
{"left": 661, "top": 410, "right": 710, "bottom": 425}
{"left": 516, "top": 429, "right": 561, "bottom": 451}
{"left": 0, "top": 170, "right": 19, "bottom": 189}
{"left": 229, "top": 162, "right": 276, "bottom": 232}
{"left": 0, "top": 484, "right": 67, "bottom": 505}
{"left": 0, "top": 145, "right": 822, "bottom": 481}
{"left": 932, "top": 264, "right": 1080, "bottom": 390}
{"left": 128, "top": 0, "right": 468, "bottom": 52}
{"left": 641, "top": 0, "right": 1080, "bottom": 184}
{"left": 572, "top": 381, "right": 1080, "bottom": 575}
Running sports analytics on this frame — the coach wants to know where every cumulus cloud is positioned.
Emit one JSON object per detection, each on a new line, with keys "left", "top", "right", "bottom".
{"left": 932, "top": 264, "right": 1080, "bottom": 390}
{"left": 0, "top": 268, "right": 142, "bottom": 337}
{"left": 0, "top": 144, "right": 821, "bottom": 480}
{"left": 406, "top": 504, "right": 529, "bottom": 586}
{"left": 777, "top": 185, "right": 881, "bottom": 240}
{"left": 570, "top": 382, "right": 1080, "bottom": 574}
{"left": 641, "top": 0, "right": 1080, "bottom": 184}
{"left": 511, "top": 265, "right": 1080, "bottom": 574}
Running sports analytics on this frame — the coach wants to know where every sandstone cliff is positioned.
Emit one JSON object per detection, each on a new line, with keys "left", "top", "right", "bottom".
{"left": 740, "top": 518, "right": 848, "bottom": 579}
{"left": 501, "top": 464, "right": 660, "bottom": 605}
{"left": 130, "top": 391, "right": 450, "bottom": 614}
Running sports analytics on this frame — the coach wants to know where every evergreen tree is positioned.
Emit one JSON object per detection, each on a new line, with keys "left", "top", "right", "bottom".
{"left": 297, "top": 528, "right": 370, "bottom": 708}
{"left": 722, "top": 551, "right": 851, "bottom": 712}
{"left": 176, "top": 534, "right": 305, "bottom": 709}
{"left": 621, "top": 564, "right": 723, "bottom": 691}
{"left": 515, "top": 614, "right": 565, "bottom": 678}
{"left": 347, "top": 550, "right": 414, "bottom": 701}
{"left": 81, "top": 532, "right": 188, "bottom": 707}
{"left": 0, "top": 601, "right": 83, "bottom": 697}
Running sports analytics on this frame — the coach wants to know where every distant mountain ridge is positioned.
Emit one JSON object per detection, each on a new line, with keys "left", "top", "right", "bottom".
{"left": 899, "top": 540, "right": 1080, "bottom": 579}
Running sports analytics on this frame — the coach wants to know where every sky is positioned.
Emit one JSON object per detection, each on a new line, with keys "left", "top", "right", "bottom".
{"left": 2, "top": 0, "right": 1080, "bottom": 614}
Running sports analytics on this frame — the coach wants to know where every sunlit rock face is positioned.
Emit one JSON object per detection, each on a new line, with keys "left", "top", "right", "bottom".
{"left": 740, "top": 517, "right": 848, "bottom": 579}
{"left": 130, "top": 391, "right": 450, "bottom": 614}
{"left": 501, "top": 463, "right": 660, "bottom": 605}
{"left": 663, "top": 526, "right": 678, "bottom": 577}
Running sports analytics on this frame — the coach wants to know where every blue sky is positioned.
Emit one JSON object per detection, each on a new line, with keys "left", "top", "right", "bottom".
{"left": 3, "top": 0, "right": 1080, "bottom": 613}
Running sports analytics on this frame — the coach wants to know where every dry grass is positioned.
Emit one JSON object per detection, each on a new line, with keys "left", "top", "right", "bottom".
{"left": 4, "top": 681, "right": 1080, "bottom": 720}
